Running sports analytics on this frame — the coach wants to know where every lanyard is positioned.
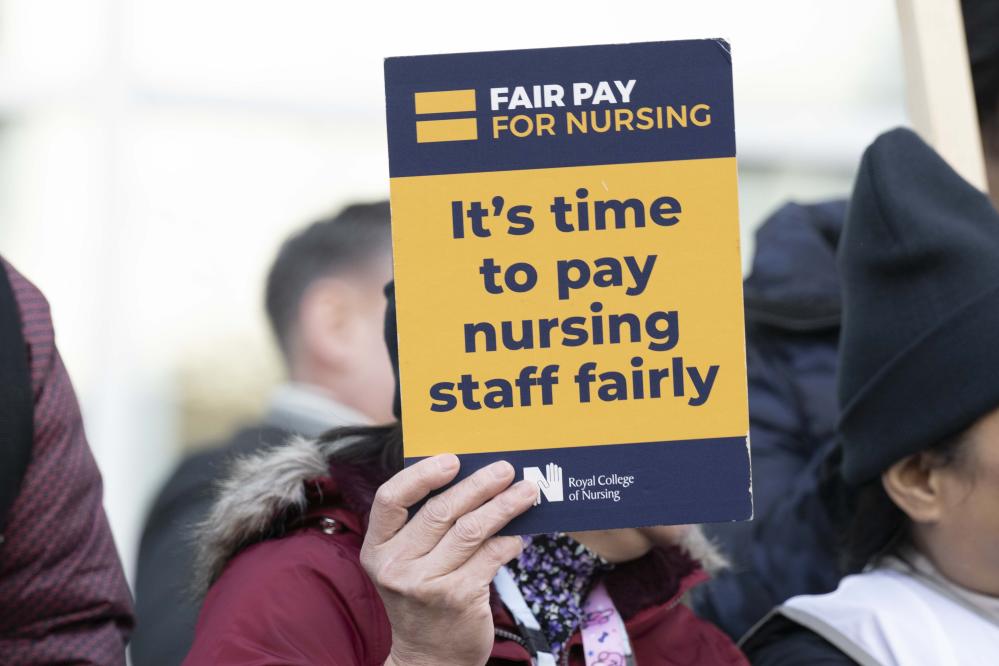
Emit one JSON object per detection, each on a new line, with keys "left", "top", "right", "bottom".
{"left": 580, "top": 582, "right": 634, "bottom": 666}
{"left": 494, "top": 566, "right": 557, "bottom": 666}
{"left": 494, "top": 567, "right": 634, "bottom": 666}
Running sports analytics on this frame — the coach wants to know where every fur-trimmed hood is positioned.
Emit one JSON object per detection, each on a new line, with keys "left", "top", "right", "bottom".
{"left": 192, "top": 435, "right": 350, "bottom": 596}
{"left": 193, "top": 436, "right": 728, "bottom": 596}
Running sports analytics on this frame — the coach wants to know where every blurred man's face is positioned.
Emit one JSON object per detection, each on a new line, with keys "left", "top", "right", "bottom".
{"left": 291, "top": 252, "right": 395, "bottom": 423}
{"left": 347, "top": 256, "right": 396, "bottom": 423}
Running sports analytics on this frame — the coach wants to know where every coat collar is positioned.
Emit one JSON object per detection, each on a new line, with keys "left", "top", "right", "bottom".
{"left": 192, "top": 434, "right": 368, "bottom": 595}
{"left": 194, "top": 434, "right": 726, "bottom": 604}
{"left": 263, "top": 382, "right": 370, "bottom": 438}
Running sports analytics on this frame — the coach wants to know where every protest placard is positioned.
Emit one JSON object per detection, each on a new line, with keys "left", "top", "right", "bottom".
{"left": 385, "top": 40, "right": 751, "bottom": 534}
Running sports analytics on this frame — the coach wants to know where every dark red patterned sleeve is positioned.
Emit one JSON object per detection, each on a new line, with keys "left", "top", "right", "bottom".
{"left": 0, "top": 259, "right": 133, "bottom": 665}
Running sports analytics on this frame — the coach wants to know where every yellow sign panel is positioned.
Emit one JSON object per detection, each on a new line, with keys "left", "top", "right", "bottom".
{"left": 391, "top": 158, "right": 747, "bottom": 457}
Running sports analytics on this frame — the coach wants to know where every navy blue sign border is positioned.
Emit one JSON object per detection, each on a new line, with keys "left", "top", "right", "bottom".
{"left": 405, "top": 435, "right": 752, "bottom": 535}
{"left": 385, "top": 39, "right": 736, "bottom": 178}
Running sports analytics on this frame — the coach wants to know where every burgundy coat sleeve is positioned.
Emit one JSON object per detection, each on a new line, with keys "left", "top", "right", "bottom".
{"left": 0, "top": 259, "right": 134, "bottom": 665}
{"left": 184, "top": 531, "right": 392, "bottom": 666}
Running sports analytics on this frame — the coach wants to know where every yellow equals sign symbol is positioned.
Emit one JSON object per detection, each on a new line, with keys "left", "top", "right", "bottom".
{"left": 414, "top": 89, "right": 477, "bottom": 143}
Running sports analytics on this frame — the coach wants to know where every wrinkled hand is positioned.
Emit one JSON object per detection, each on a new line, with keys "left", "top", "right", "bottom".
{"left": 360, "top": 455, "right": 538, "bottom": 666}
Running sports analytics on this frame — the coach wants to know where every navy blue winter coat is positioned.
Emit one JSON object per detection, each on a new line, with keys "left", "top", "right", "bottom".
{"left": 694, "top": 200, "right": 847, "bottom": 641}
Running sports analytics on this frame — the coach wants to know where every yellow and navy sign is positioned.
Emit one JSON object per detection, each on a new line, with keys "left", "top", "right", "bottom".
{"left": 385, "top": 40, "right": 751, "bottom": 534}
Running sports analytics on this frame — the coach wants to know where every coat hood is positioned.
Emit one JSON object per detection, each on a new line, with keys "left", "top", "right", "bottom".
{"left": 192, "top": 435, "right": 354, "bottom": 596}
{"left": 743, "top": 200, "right": 845, "bottom": 332}
{"left": 194, "top": 436, "right": 728, "bottom": 596}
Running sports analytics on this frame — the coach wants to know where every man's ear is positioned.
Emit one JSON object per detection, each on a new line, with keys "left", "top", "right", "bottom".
{"left": 298, "top": 277, "right": 356, "bottom": 366}
{"left": 882, "top": 453, "right": 945, "bottom": 525}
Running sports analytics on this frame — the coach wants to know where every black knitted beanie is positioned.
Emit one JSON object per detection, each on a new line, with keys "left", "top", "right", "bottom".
{"left": 838, "top": 128, "right": 999, "bottom": 483}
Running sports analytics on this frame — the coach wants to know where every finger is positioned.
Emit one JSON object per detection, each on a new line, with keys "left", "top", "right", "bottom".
{"left": 396, "top": 460, "right": 518, "bottom": 556}
{"left": 426, "top": 479, "right": 538, "bottom": 572}
{"left": 455, "top": 534, "right": 526, "bottom": 585}
{"left": 365, "top": 454, "right": 460, "bottom": 547}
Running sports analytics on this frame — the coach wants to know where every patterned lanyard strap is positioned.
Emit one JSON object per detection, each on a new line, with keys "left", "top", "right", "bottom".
{"left": 494, "top": 566, "right": 557, "bottom": 666}
{"left": 495, "top": 568, "right": 634, "bottom": 666}
{"left": 580, "top": 582, "right": 635, "bottom": 666}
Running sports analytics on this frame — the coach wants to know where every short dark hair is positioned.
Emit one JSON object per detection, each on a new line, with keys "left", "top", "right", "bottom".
{"left": 265, "top": 201, "right": 391, "bottom": 356}
{"left": 839, "top": 429, "right": 974, "bottom": 573}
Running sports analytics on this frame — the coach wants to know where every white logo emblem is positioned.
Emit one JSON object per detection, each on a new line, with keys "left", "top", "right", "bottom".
{"left": 523, "top": 463, "right": 564, "bottom": 505}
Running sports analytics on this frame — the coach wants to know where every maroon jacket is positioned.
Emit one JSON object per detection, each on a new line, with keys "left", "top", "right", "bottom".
{"left": 185, "top": 436, "right": 747, "bottom": 665}
{"left": 0, "top": 259, "right": 133, "bottom": 664}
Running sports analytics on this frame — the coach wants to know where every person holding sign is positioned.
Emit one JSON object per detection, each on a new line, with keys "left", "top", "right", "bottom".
{"left": 183, "top": 38, "right": 751, "bottom": 666}
{"left": 743, "top": 129, "right": 999, "bottom": 663}
{"left": 182, "top": 285, "right": 747, "bottom": 666}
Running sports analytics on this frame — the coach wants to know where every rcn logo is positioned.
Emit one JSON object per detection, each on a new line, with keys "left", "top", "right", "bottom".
{"left": 523, "top": 463, "right": 564, "bottom": 506}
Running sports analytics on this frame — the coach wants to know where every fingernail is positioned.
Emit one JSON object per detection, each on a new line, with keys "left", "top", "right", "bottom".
{"left": 490, "top": 461, "right": 513, "bottom": 479}
{"left": 437, "top": 454, "right": 459, "bottom": 472}
{"left": 517, "top": 480, "right": 539, "bottom": 499}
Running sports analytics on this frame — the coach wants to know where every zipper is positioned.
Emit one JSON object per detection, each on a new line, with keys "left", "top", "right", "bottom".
{"left": 495, "top": 627, "right": 530, "bottom": 651}
{"left": 495, "top": 627, "right": 560, "bottom": 666}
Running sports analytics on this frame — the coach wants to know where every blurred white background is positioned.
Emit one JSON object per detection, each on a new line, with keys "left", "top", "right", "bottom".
{"left": 0, "top": 0, "right": 907, "bottom": 584}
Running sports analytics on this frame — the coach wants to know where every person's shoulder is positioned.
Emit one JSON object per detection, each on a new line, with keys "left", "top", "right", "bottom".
{"left": 197, "top": 528, "right": 377, "bottom": 634}
{"left": 2, "top": 257, "right": 50, "bottom": 320}
{"left": 218, "top": 527, "right": 364, "bottom": 584}
{"left": 743, "top": 199, "right": 845, "bottom": 336}
{"left": 742, "top": 614, "right": 857, "bottom": 666}
{"left": 188, "top": 528, "right": 387, "bottom": 665}
{"left": 2, "top": 258, "right": 56, "bottom": 381}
